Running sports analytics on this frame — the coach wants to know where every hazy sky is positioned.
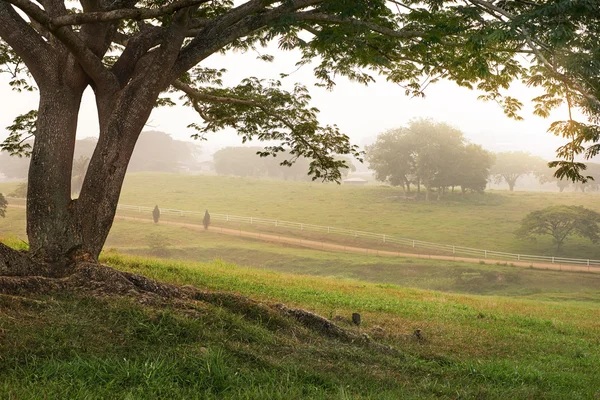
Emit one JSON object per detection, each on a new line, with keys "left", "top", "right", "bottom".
{"left": 0, "top": 45, "right": 574, "bottom": 161}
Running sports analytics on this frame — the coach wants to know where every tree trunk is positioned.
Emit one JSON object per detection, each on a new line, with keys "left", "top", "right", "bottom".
{"left": 75, "top": 87, "right": 159, "bottom": 260}
{"left": 26, "top": 86, "right": 84, "bottom": 269}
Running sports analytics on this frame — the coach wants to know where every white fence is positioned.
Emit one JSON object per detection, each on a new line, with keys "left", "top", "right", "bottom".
{"left": 116, "top": 204, "right": 600, "bottom": 268}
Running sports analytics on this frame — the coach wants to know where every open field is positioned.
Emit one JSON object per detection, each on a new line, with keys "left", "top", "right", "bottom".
{"left": 3, "top": 201, "right": 600, "bottom": 301}
{"left": 112, "top": 174, "right": 600, "bottom": 258}
{"left": 3, "top": 175, "right": 600, "bottom": 398}
{"left": 4, "top": 174, "right": 600, "bottom": 260}
{"left": 4, "top": 206, "right": 600, "bottom": 302}
{"left": 1, "top": 251, "right": 599, "bottom": 398}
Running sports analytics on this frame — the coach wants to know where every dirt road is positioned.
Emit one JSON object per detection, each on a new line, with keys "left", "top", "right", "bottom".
{"left": 117, "top": 215, "right": 599, "bottom": 274}
{"left": 6, "top": 204, "right": 599, "bottom": 273}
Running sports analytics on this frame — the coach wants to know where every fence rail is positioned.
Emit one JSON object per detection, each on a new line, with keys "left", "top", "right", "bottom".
{"left": 115, "top": 203, "right": 600, "bottom": 268}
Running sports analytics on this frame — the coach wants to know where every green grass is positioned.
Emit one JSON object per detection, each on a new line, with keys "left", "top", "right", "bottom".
{"left": 1, "top": 252, "right": 600, "bottom": 398}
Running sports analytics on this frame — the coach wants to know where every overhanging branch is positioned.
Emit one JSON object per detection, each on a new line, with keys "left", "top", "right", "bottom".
{"left": 52, "top": 0, "right": 211, "bottom": 26}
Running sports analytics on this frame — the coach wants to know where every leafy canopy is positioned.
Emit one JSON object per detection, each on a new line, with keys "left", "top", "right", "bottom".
{"left": 0, "top": 0, "right": 599, "bottom": 181}
{"left": 366, "top": 119, "right": 494, "bottom": 195}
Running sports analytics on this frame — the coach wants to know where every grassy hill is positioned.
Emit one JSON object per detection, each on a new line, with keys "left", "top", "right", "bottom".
{"left": 1, "top": 251, "right": 600, "bottom": 398}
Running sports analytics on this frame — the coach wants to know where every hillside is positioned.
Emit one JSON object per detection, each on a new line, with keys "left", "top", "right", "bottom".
{"left": 1, "top": 251, "right": 599, "bottom": 398}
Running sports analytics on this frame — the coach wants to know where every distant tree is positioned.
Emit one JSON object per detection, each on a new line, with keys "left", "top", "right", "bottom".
{"left": 213, "top": 147, "right": 343, "bottom": 182}
{"left": 517, "top": 206, "right": 600, "bottom": 251}
{"left": 571, "top": 163, "right": 600, "bottom": 193}
{"left": 455, "top": 145, "right": 495, "bottom": 194}
{"left": 491, "top": 152, "right": 546, "bottom": 191}
{"left": 203, "top": 210, "right": 211, "bottom": 230}
{"left": 366, "top": 119, "right": 492, "bottom": 199}
{"left": 213, "top": 147, "right": 268, "bottom": 178}
{"left": 0, "top": 149, "right": 30, "bottom": 180}
{"left": 129, "top": 131, "right": 201, "bottom": 173}
{"left": 152, "top": 205, "right": 160, "bottom": 224}
{"left": 536, "top": 166, "right": 570, "bottom": 192}
{"left": 0, "top": 193, "right": 7, "bottom": 218}
{"left": 72, "top": 156, "right": 90, "bottom": 196}
{"left": 9, "top": 183, "right": 27, "bottom": 198}
{"left": 366, "top": 129, "right": 416, "bottom": 192}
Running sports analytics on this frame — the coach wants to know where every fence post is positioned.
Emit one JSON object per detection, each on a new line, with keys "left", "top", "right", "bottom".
{"left": 250, "top": 217, "right": 253, "bottom": 225}
{"left": 452, "top": 246, "right": 455, "bottom": 255}
{"left": 180, "top": 211, "right": 183, "bottom": 217}
{"left": 484, "top": 250, "right": 487, "bottom": 259}
{"left": 383, "top": 234, "right": 386, "bottom": 243}
{"left": 552, "top": 257, "right": 555, "bottom": 264}
{"left": 275, "top": 220, "right": 278, "bottom": 227}
{"left": 301, "top": 223, "right": 303, "bottom": 231}
{"left": 226, "top": 215, "right": 229, "bottom": 222}
{"left": 138, "top": 206, "right": 141, "bottom": 212}
{"left": 328, "top": 226, "right": 330, "bottom": 234}
{"left": 518, "top": 254, "right": 520, "bottom": 261}
{"left": 412, "top": 240, "right": 415, "bottom": 248}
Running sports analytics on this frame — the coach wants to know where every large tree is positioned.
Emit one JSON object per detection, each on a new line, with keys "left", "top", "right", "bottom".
{"left": 366, "top": 119, "right": 493, "bottom": 199}
{"left": 490, "top": 151, "right": 545, "bottom": 191}
{"left": 1, "top": 0, "right": 599, "bottom": 276}
{"left": 517, "top": 206, "right": 600, "bottom": 251}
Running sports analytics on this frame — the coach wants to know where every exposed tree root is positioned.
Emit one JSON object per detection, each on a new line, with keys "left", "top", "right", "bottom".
{"left": 1, "top": 245, "right": 400, "bottom": 354}
{"left": 0, "top": 243, "right": 50, "bottom": 277}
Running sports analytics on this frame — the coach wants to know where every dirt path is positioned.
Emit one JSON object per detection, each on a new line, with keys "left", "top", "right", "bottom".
{"left": 116, "top": 215, "right": 600, "bottom": 274}
{"left": 7, "top": 204, "right": 599, "bottom": 274}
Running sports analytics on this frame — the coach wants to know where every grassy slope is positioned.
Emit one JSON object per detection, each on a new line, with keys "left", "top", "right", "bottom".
{"left": 1, "top": 252, "right": 599, "bottom": 398}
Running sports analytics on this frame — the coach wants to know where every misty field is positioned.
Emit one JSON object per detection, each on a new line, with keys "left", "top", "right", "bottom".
{"left": 3, "top": 173, "right": 600, "bottom": 258}
{"left": 4, "top": 203, "right": 600, "bottom": 302}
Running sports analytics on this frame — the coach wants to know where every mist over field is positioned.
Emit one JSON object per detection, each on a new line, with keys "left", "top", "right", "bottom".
{"left": 2, "top": 1, "right": 600, "bottom": 397}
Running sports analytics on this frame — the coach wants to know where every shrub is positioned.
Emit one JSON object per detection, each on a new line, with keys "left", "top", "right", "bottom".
{"left": 0, "top": 193, "right": 7, "bottom": 218}
{"left": 152, "top": 205, "right": 160, "bottom": 224}
{"left": 203, "top": 210, "right": 211, "bottom": 230}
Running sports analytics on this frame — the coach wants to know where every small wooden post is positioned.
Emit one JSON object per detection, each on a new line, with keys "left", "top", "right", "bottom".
{"left": 352, "top": 313, "right": 361, "bottom": 326}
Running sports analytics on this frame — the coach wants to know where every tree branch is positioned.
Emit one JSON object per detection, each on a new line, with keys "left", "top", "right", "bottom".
{"left": 171, "top": 0, "right": 324, "bottom": 79}
{"left": 293, "top": 12, "right": 425, "bottom": 39}
{"left": 0, "top": 2, "right": 54, "bottom": 82}
{"left": 52, "top": 0, "right": 211, "bottom": 27}
{"left": 467, "top": 0, "right": 600, "bottom": 111}
{"left": 5, "top": 0, "right": 119, "bottom": 90}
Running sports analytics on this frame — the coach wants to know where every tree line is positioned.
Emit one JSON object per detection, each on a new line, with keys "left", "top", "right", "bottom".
{"left": 213, "top": 147, "right": 355, "bottom": 182}
{"left": 367, "top": 120, "right": 600, "bottom": 198}
{"left": 0, "top": 131, "right": 201, "bottom": 180}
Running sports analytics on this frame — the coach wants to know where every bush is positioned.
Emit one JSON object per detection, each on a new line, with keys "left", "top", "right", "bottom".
{"left": 203, "top": 210, "right": 210, "bottom": 230}
{"left": 9, "top": 182, "right": 27, "bottom": 198}
{"left": 145, "top": 233, "right": 170, "bottom": 257}
{"left": 152, "top": 205, "right": 160, "bottom": 224}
